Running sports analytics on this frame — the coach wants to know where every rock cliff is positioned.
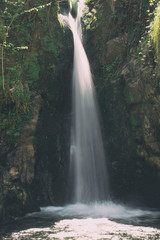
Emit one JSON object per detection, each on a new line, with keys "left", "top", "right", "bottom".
{"left": 1, "top": 0, "right": 160, "bottom": 222}
{"left": 0, "top": 0, "right": 68, "bottom": 221}
{"left": 84, "top": 0, "right": 160, "bottom": 206}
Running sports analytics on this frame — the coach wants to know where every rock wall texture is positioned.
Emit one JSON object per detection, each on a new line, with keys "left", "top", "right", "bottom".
{"left": 84, "top": 0, "right": 160, "bottom": 206}
{"left": 0, "top": 0, "right": 67, "bottom": 221}
{"left": 1, "top": 0, "right": 160, "bottom": 222}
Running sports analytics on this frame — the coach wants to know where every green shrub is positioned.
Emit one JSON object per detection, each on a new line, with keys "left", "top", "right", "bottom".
{"left": 150, "top": 3, "right": 160, "bottom": 54}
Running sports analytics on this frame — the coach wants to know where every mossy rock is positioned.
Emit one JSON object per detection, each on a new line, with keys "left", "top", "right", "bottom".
{"left": 70, "top": 0, "right": 78, "bottom": 18}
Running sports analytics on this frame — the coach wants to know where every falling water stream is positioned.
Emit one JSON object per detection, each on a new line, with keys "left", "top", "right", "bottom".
{"left": 1, "top": 1, "right": 160, "bottom": 239}
{"left": 69, "top": 0, "right": 108, "bottom": 203}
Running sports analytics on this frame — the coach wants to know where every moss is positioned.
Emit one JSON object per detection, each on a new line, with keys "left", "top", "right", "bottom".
{"left": 3, "top": 184, "right": 38, "bottom": 218}
{"left": 85, "top": 0, "right": 160, "bottom": 206}
{"left": 24, "top": 52, "right": 40, "bottom": 84}
{"left": 0, "top": 0, "right": 65, "bottom": 220}
{"left": 0, "top": 0, "right": 64, "bottom": 148}
{"left": 150, "top": 3, "right": 160, "bottom": 54}
{"left": 124, "top": 88, "right": 135, "bottom": 104}
{"left": 0, "top": 108, "right": 31, "bottom": 149}
{"left": 70, "top": 0, "right": 78, "bottom": 18}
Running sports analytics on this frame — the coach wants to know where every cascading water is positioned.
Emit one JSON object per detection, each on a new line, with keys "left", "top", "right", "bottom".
{"left": 13, "top": 6, "right": 160, "bottom": 239}
{"left": 69, "top": 0, "right": 109, "bottom": 203}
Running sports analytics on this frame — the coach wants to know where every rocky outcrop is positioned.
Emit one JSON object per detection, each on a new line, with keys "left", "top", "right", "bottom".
{"left": 1, "top": 0, "right": 160, "bottom": 222}
{"left": 85, "top": 0, "right": 160, "bottom": 206}
{"left": 1, "top": 95, "right": 41, "bottom": 220}
{"left": 6, "top": 95, "right": 41, "bottom": 184}
{"left": 103, "top": 34, "right": 128, "bottom": 65}
{"left": 33, "top": 28, "right": 73, "bottom": 207}
{"left": 0, "top": 0, "right": 66, "bottom": 221}
{"left": 122, "top": 57, "right": 160, "bottom": 166}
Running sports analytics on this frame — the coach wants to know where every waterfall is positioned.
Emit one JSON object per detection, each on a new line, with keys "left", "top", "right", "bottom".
{"left": 69, "top": 0, "right": 109, "bottom": 203}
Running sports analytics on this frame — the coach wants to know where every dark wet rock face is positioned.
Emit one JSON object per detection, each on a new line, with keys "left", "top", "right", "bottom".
{"left": 6, "top": 95, "right": 41, "bottom": 185}
{"left": 0, "top": 0, "right": 73, "bottom": 222}
{"left": 84, "top": 0, "right": 160, "bottom": 207}
{"left": 1, "top": 0, "right": 160, "bottom": 223}
{"left": 1, "top": 95, "right": 41, "bottom": 220}
{"left": 59, "top": 0, "right": 70, "bottom": 15}
{"left": 33, "top": 24, "right": 73, "bottom": 206}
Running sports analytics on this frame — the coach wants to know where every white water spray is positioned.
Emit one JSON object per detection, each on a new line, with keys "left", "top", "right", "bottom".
{"left": 22, "top": 6, "right": 160, "bottom": 238}
{"left": 69, "top": 0, "right": 109, "bottom": 203}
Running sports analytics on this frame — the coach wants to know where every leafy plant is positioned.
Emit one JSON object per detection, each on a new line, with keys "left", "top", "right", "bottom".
{"left": 0, "top": 0, "right": 64, "bottom": 144}
{"left": 150, "top": 2, "right": 160, "bottom": 54}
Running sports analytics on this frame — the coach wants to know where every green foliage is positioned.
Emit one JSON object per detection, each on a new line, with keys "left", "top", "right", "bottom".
{"left": 24, "top": 52, "right": 40, "bottom": 84}
{"left": 0, "top": 108, "right": 31, "bottom": 143}
{"left": 150, "top": 3, "right": 160, "bottom": 54}
{"left": 0, "top": 0, "right": 66, "bottom": 222}
{"left": 38, "top": 6, "right": 63, "bottom": 51}
{"left": 103, "top": 60, "right": 121, "bottom": 85}
{"left": 0, "top": 0, "right": 64, "bottom": 145}
{"left": 83, "top": 3, "right": 97, "bottom": 32}
{"left": 110, "top": 0, "right": 157, "bottom": 44}
{"left": 0, "top": 19, "right": 5, "bottom": 42}
{"left": 70, "top": 0, "right": 78, "bottom": 18}
{"left": 41, "top": 35, "right": 60, "bottom": 57}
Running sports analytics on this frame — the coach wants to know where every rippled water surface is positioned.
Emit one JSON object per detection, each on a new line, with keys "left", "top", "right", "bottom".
{"left": 1, "top": 202, "right": 160, "bottom": 239}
